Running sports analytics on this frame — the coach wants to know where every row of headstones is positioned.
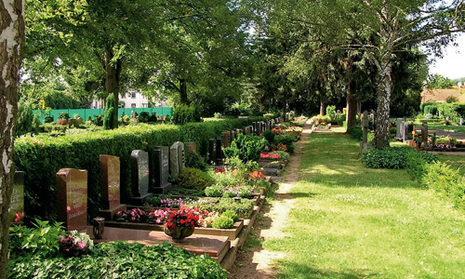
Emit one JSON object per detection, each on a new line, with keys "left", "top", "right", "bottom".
{"left": 208, "top": 118, "right": 284, "bottom": 165}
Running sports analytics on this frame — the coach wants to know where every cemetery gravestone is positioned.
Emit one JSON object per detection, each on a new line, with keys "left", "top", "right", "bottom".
{"left": 176, "top": 141, "right": 185, "bottom": 170}
{"left": 216, "top": 137, "right": 223, "bottom": 165}
{"left": 223, "top": 131, "right": 231, "bottom": 148}
{"left": 152, "top": 146, "right": 172, "bottom": 194}
{"left": 208, "top": 138, "right": 216, "bottom": 164}
{"left": 360, "top": 111, "right": 369, "bottom": 154}
{"left": 421, "top": 122, "right": 429, "bottom": 148}
{"left": 56, "top": 168, "right": 88, "bottom": 231}
{"left": 99, "top": 155, "right": 126, "bottom": 219}
{"left": 185, "top": 142, "right": 197, "bottom": 154}
{"left": 170, "top": 143, "right": 181, "bottom": 178}
{"left": 130, "top": 150, "right": 153, "bottom": 204}
{"left": 403, "top": 121, "right": 409, "bottom": 143}
{"left": 396, "top": 118, "right": 403, "bottom": 140}
{"left": 6, "top": 171, "right": 24, "bottom": 222}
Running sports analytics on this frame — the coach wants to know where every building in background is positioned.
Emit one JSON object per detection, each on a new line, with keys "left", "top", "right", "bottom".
{"left": 90, "top": 90, "right": 166, "bottom": 108}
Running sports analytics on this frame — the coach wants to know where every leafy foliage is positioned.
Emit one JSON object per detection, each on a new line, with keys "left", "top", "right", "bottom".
{"left": 211, "top": 216, "right": 234, "bottom": 229}
{"left": 8, "top": 241, "right": 226, "bottom": 279}
{"left": 185, "top": 152, "right": 209, "bottom": 171}
{"left": 223, "top": 134, "right": 267, "bottom": 162}
{"left": 175, "top": 168, "right": 213, "bottom": 190}
{"left": 172, "top": 104, "right": 202, "bottom": 124}
{"left": 426, "top": 74, "right": 456, "bottom": 89}
{"left": 362, "top": 147, "right": 437, "bottom": 169}
{"left": 103, "top": 93, "right": 117, "bottom": 130}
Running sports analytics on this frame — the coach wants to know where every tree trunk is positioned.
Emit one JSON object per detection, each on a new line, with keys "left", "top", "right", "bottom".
{"left": 0, "top": 1, "right": 25, "bottom": 278}
{"left": 104, "top": 49, "right": 121, "bottom": 125}
{"left": 346, "top": 83, "right": 357, "bottom": 130}
{"left": 357, "top": 101, "right": 361, "bottom": 116}
{"left": 320, "top": 101, "right": 325, "bottom": 116}
{"left": 374, "top": 59, "right": 393, "bottom": 148}
{"left": 180, "top": 79, "right": 188, "bottom": 104}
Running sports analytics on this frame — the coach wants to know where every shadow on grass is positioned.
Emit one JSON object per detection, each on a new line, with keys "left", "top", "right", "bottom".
{"left": 298, "top": 132, "right": 423, "bottom": 189}
{"left": 276, "top": 261, "right": 378, "bottom": 279}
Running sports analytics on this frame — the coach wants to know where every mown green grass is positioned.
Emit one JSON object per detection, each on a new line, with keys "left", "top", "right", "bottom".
{"left": 437, "top": 154, "right": 465, "bottom": 176}
{"left": 428, "top": 124, "right": 465, "bottom": 134}
{"left": 264, "top": 132, "right": 465, "bottom": 279}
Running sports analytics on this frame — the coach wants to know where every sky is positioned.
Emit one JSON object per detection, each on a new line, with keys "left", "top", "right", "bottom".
{"left": 428, "top": 33, "right": 465, "bottom": 80}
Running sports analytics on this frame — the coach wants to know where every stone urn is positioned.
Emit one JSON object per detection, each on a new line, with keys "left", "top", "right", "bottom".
{"left": 164, "top": 224, "right": 194, "bottom": 242}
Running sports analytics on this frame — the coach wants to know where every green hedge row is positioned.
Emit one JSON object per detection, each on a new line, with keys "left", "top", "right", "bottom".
{"left": 15, "top": 118, "right": 262, "bottom": 221}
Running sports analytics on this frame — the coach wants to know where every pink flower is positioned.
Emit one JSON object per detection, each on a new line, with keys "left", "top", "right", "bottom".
{"left": 78, "top": 241, "right": 86, "bottom": 250}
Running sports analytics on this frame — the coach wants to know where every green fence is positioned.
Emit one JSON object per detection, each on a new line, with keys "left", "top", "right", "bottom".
{"left": 33, "top": 107, "right": 172, "bottom": 123}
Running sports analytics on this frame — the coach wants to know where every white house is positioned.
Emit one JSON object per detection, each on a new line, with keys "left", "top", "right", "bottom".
{"left": 90, "top": 90, "right": 166, "bottom": 108}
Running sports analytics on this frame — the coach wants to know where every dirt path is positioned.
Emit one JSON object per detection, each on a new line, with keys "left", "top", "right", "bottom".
{"left": 228, "top": 123, "right": 313, "bottom": 279}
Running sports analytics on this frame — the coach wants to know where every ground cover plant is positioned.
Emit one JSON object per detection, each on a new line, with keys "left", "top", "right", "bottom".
{"left": 264, "top": 131, "right": 465, "bottom": 278}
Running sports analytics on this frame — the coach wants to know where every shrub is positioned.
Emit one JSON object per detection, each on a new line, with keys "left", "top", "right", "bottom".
{"left": 104, "top": 93, "right": 118, "bottom": 130}
{"left": 362, "top": 147, "right": 437, "bottom": 169}
{"left": 347, "top": 126, "right": 363, "bottom": 140}
{"left": 263, "top": 130, "right": 275, "bottom": 143}
{"left": 9, "top": 219, "right": 64, "bottom": 258}
{"left": 138, "top": 112, "right": 150, "bottom": 123}
{"left": 185, "top": 152, "right": 208, "bottom": 171}
{"left": 172, "top": 104, "right": 202, "bottom": 124}
{"left": 58, "top": 112, "right": 70, "bottom": 120}
{"left": 326, "top": 105, "right": 336, "bottom": 120}
{"left": 16, "top": 100, "right": 34, "bottom": 136}
{"left": 15, "top": 117, "right": 262, "bottom": 221}
{"left": 9, "top": 241, "right": 226, "bottom": 279}
{"left": 212, "top": 216, "right": 234, "bottom": 229}
{"left": 405, "top": 152, "right": 438, "bottom": 181}
{"left": 422, "top": 162, "right": 465, "bottom": 208}
{"left": 223, "top": 134, "right": 267, "bottom": 162}
{"left": 222, "top": 210, "right": 239, "bottom": 222}
{"left": 176, "top": 168, "right": 213, "bottom": 190}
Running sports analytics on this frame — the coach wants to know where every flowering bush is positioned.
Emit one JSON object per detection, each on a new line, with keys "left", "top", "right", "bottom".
{"left": 166, "top": 207, "right": 200, "bottom": 230}
{"left": 115, "top": 208, "right": 147, "bottom": 222}
{"left": 148, "top": 208, "right": 171, "bottom": 224}
{"left": 160, "top": 198, "right": 185, "bottom": 209}
{"left": 260, "top": 153, "right": 280, "bottom": 159}
{"left": 59, "top": 230, "right": 93, "bottom": 257}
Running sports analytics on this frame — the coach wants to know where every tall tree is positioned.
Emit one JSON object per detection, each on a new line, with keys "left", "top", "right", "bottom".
{"left": 0, "top": 0, "right": 25, "bottom": 278}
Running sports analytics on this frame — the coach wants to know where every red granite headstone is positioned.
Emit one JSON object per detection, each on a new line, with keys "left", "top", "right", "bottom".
{"left": 99, "top": 155, "right": 126, "bottom": 219}
{"left": 56, "top": 168, "right": 88, "bottom": 232}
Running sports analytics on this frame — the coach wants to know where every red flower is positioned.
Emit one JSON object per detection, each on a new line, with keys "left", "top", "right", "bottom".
{"left": 249, "top": 171, "right": 264, "bottom": 179}
{"left": 14, "top": 211, "right": 24, "bottom": 223}
{"left": 215, "top": 168, "right": 225, "bottom": 173}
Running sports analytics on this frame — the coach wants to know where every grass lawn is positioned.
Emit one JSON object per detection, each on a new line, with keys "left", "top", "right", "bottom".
{"left": 427, "top": 124, "right": 465, "bottom": 134}
{"left": 264, "top": 131, "right": 465, "bottom": 279}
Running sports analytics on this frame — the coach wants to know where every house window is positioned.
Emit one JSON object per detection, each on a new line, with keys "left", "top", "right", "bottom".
{"left": 142, "top": 103, "right": 148, "bottom": 108}
{"left": 131, "top": 103, "right": 136, "bottom": 108}
{"left": 131, "top": 92, "right": 136, "bottom": 99}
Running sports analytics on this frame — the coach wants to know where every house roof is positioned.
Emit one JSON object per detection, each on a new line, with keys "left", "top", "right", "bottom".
{"left": 421, "top": 88, "right": 465, "bottom": 103}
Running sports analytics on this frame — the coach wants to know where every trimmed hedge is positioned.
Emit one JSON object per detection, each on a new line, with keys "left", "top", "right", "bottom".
{"left": 362, "top": 147, "right": 437, "bottom": 169}
{"left": 15, "top": 118, "right": 262, "bottom": 221}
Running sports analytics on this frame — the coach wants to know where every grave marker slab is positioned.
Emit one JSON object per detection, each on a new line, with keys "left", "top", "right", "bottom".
{"left": 223, "top": 131, "right": 231, "bottom": 148}
{"left": 396, "top": 118, "right": 403, "bottom": 139}
{"left": 403, "top": 121, "right": 409, "bottom": 142}
{"left": 99, "top": 155, "right": 126, "bottom": 219}
{"left": 130, "top": 150, "right": 153, "bottom": 204}
{"left": 152, "top": 146, "right": 172, "bottom": 194}
{"left": 56, "top": 168, "right": 88, "bottom": 231}
{"left": 359, "top": 111, "right": 370, "bottom": 154}
{"left": 170, "top": 143, "right": 181, "bottom": 178}
{"left": 3, "top": 171, "right": 25, "bottom": 223}
{"left": 208, "top": 138, "right": 216, "bottom": 164}
{"left": 185, "top": 142, "right": 197, "bottom": 154}
{"left": 216, "top": 137, "right": 223, "bottom": 165}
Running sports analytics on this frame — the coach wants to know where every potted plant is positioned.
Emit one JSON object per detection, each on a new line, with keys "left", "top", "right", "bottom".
{"left": 164, "top": 207, "right": 199, "bottom": 242}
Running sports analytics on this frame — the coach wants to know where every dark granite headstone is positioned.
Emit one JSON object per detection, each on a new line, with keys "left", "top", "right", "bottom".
{"left": 208, "top": 138, "right": 216, "bottom": 164}
{"left": 403, "top": 121, "right": 409, "bottom": 143}
{"left": 252, "top": 122, "right": 257, "bottom": 134}
{"left": 421, "top": 121, "right": 429, "bottom": 148}
{"left": 99, "top": 155, "right": 126, "bottom": 219}
{"left": 56, "top": 168, "right": 88, "bottom": 231}
{"left": 152, "top": 146, "right": 172, "bottom": 194}
{"left": 216, "top": 137, "right": 223, "bottom": 165}
{"left": 130, "top": 150, "right": 153, "bottom": 204}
